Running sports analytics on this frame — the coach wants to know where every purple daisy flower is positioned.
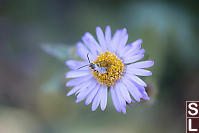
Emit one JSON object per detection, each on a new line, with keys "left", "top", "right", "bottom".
{"left": 65, "top": 26, "right": 154, "bottom": 114}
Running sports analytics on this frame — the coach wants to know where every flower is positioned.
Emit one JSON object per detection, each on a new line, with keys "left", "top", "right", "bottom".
{"left": 65, "top": 26, "right": 154, "bottom": 114}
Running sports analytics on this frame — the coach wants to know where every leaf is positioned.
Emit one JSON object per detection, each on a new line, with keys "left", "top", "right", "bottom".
{"left": 41, "top": 43, "right": 75, "bottom": 62}
{"left": 40, "top": 72, "right": 64, "bottom": 93}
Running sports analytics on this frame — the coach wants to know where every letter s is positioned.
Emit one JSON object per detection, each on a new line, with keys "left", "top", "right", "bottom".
{"left": 188, "top": 103, "right": 198, "bottom": 116}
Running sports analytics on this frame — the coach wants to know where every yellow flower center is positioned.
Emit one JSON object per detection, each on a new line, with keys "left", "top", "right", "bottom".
{"left": 91, "top": 51, "right": 125, "bottom": 87}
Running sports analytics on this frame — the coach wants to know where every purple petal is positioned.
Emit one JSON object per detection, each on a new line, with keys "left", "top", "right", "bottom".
{"left": 85, "top": 84, "right": 100, "bottom": 105}
{"left": 66, "top": 86, "right": 80, "bottom": 96}
{"left": 124, "top": 54, "right": 144, "bottom": 64}
{"left": 122, "top": 39, "right": 142, "bottom": 58}
{"left": 111, "top": 86, "right": 127, "bottom": 114}
{"left": 105, "top": 25, "right": 111, "bottom": 42}
{"left": 67, "top": 80, "right": 91, "bottom": 96}
{"left": 110, "top": 30, "right": 122, "bottom": 52}
{"left": 65, "top": 70, "right": 90, "bottom": 78}
{"left": 127, "top": 68, "right": 152, "bottom": 76}
{"left": 66, "top": 75, "right": 93, "bottom": 87}
{"left": 65, "top": 60, "right": 88, "bottom": 70}
{"left": 118, "top": 28, "right": 128, "bottom": 50}
{"left": 115, "top": 85, "right": 127, "bottom": 114}
{"left": 96, "top": 26, "right": 106, "bottom": 51}
{"left": 110, "top": 87, "right": 121, "bottom": 112}
{"left": 124, "top": 48, "right": 145, "bottom": 58}
{"left": 138, "top": 48, "right": 145, "bottom": 54}
{"left": 141, "top": 91, "right": 150, "bottom": 100}
{"left": 122, "top": 76, "right": 143, "bottom": 102}
{"left": 76, "top": 80, "right": 97, "bottom": 103}
{"left": 133, "top": 81, "right": 150, "bottom": 101}
{"left": 100, "top": 86, "right": 107, "bottom": 111}
{"left": 131, "top": 39, "right": 142, "bottom": 50}
{"left": 83, "top": 32, "right": 100, "bottom": 48}
{"left": 116, "top": 82, "right": 131, "bottom": 103}
{"left": 91, "top": 86, "right": 102, "bottom": 111}
{"left": 128, "top": 61, "right": 154, "bottom": 68}
{"left": 82, "top": 32, "right": 101, "bottom": 58}
{"left": 118, "top": 44, "right": 131, "bottom": 57}
{"left": 115, "top": 85, "right": 127, "bottom": 108}
{"left": 121, "top": 107, "right": 127, "bottom": 114}
{"left": 76, "top": 42, "right": 89, "bottom": 60}
{"left": 126, "top": 73, "right": 147, "bottom": 87}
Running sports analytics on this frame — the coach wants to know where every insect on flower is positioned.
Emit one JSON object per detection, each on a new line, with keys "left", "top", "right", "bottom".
{"left": 77, "top": 53, "right": 107, "bottom": 74}
{"left": 65, "top": 26, "right": 154, "bottom": 114}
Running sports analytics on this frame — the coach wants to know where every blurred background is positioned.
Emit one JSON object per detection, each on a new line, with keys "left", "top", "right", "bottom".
{"left": 0, "top": 0, "right": 199, "bottom": 133}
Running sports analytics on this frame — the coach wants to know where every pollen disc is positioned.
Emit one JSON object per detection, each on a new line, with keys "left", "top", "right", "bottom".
{"left": 91, "top": 51, "right": 124, "bottom": 87}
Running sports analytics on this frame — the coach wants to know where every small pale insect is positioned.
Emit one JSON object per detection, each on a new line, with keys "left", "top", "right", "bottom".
{"left": 77, "top": 54, "right": 107, "bottom": 74}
